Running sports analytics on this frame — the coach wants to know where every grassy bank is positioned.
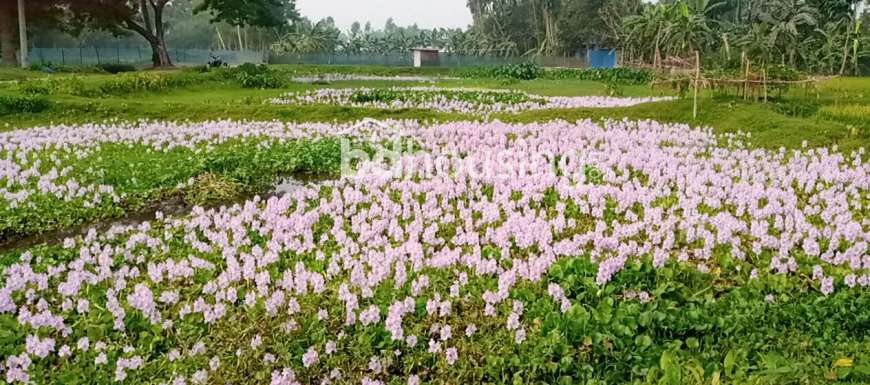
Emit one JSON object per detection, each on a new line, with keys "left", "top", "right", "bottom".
{"left": 1, "top": 67, "right": 865, "bottom": 153}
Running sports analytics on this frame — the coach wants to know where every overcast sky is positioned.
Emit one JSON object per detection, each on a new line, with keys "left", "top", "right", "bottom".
{"left": 295, "top": 0, "right": 474, "bottom": 32}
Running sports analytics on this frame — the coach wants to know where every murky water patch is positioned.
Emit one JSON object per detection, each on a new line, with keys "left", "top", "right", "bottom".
{"left": 0, "top": 175, "right": 332, "bottom": 253}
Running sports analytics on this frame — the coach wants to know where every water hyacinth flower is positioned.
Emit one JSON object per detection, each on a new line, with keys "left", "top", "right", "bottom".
{"left": 271, "top": 87, "right": 674, "bottom": 115}
{"left": 302, "top": 347, "right": 319, "bottom": 368}
{"left": 0, "top": 118, "right": 866, "bottom": 384}
{"left": 445, "top": 347, "right": 458, "bottom": 365}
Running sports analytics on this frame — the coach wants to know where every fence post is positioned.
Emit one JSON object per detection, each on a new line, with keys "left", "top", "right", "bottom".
{"left": 693, "top": 50, "right": 700, "bottom": 120}
{"left": 743, "top": 57, "right": 750, "bottom": 100}
{"left": 60, "top": 48, "right": 65, "bottom": 65}
{"left": 79, "top": 47, "right": 83, "bottom": 65}
{"left": 762, "top": 63, "right": 768, "bottom": 103}
{"left": 95, "top": 47, "right": 101, "bottom": 65}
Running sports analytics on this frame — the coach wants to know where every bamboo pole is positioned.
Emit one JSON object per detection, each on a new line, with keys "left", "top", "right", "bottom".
{"left": 693, "top": 50, "right": 700, "bottom": 120}
{"left": 743, "top": 56, "right": 750, "bottom": 100}
{"left": 740, "top": 51, "right": 745, "bottom": 97}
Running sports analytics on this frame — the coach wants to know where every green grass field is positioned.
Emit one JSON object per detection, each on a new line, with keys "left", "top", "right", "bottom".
{"left": 1, "top": 66, "right": 865, "bottom": 153}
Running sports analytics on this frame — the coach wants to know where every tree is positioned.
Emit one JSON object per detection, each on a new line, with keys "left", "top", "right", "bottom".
{"left": 194, "top": 0, "right": 297, "bottom": 29}
{"left": 0, "top": 0, "right": 64, "bottom": 66}
{"left": 556, "top": 0, "right": 608, "bottom": 53}
{"left": 0, "top": 0, "right": 15, "bottom": 65}
{"left": 60, "top": 0, "right": 295, "bottom": 68}
{"left": 61, "top": 0, "right": 177, "bottom": 67}
{"left": 271, "top": 17, "right": 340, "bottom": 54}
{"left": 600, "top": 0, "right": 644, "bottom": 51}
{"left": 755, "top": 0, "right": 819, "bottom": 65}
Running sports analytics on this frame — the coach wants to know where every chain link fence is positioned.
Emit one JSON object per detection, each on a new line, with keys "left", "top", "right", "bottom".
{"left": 27, "top": 47, "right": 266, "bottom": 66}
{"left": 268, "top": 53, "right": 589, "bottom": 68}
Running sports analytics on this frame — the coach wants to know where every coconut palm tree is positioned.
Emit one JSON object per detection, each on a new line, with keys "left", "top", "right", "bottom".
{"left": 272, "top": 18, "right": 341, "bottom": 54}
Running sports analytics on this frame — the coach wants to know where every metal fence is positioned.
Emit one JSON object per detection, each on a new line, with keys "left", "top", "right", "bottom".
{"left": 269, "top": 53, "right": 589, "bottom": 68}
{"left": 27, "top": 47, "right": 266, "bottom": 66}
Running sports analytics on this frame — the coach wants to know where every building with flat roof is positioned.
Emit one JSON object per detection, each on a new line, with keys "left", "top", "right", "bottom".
{"left": 410, "top": 48, "right": 440, "bottom": 67}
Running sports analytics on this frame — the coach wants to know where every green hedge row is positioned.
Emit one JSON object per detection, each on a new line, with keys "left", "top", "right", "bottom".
{"left": 460, "top": 63, "right": 655, "bottom": 85}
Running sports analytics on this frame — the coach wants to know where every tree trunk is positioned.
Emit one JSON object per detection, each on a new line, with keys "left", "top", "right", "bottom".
{"left": 236, "top": 25, "right": 243, "bottom": 50}
{"left": 17, "top": 0, "right": 27, "bottom": 68}
{"left": 148, "top": 38, "right": 172, "bottom": 68}
{"left": 216, "top": 26, "right": 226, "bottom": 50}
{"left": 0, "top": 0, "right": 16, "bottom": 66}
{"left": 139, "top": 0, "right": 152, "bottom": 35}
{"left": 838, "top": 14, "right": 854, "bottom": 75}
{"left": 542, "top": 6, "right": 553, "bottom": 55}
{"left": 150, "top": 2, "right": 172, "bottom": 67}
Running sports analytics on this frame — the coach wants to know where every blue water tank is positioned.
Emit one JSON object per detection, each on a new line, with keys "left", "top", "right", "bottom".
{"left": 587, "top": 48, "right": 617, "bottom": 68}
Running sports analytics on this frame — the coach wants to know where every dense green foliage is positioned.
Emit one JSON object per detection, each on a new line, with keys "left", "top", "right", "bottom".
{"left": 461, "top": 64, "right": 545, "bottom": 80}
{"left": 462, "top": 64, "right": 655, "bottom": 85}
{"left": 15, "top": 64, "right": 290, "bottom": 97}
{"left": 221, "top": 63, "right": 287, "bottom": 89}
{"left": 95, "top": 63, "right": 138, "bottom": 74}
{"left": 542, "top": 67, "right": 655, "bottom": 84}
{"left": 18, "top": 72, "right": 209, "bottom": 97}
{"left": 472, "top": 255, "right": 870, "bottom": 385}
{"left": 0, "top": 0, "right": 299, "bottom": 68}
{"left": 348, "top": 88, "right": 545, "bottom": 105}
{"left": 0, "top": 95, "right": 52, "bottom": 115}
{"left": 464, "top": 0, "right": 869, "bottom": 75}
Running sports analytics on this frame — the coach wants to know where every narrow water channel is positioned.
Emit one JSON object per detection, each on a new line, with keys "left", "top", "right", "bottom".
{"left": 0, "top": 175, "right": 332, "bottom": 253}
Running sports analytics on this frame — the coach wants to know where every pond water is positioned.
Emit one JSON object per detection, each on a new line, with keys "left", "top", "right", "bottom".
{"left": 0, "top": 175, "right": 331, "bottom": 253}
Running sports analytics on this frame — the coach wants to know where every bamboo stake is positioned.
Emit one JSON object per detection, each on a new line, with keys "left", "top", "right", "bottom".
{"left": 762, "top": 64, "right": 767, "bottom": 103}
{"left": 740, "top": 51, "right": 746, "bottom": 98}
{"left": 693, "top": 50, "right": 700, "bottom": 120}
{"left": 743, "top": 56, "right": 750, "bottom": 100}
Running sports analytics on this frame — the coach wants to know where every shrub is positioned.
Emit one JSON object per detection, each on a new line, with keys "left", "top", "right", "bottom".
{"left": 461, "top": 63, "right": 543, "bottom": 80}
{"left": 208, "top": 63, "right": 285, "bottom": 88}
{"left": 27, "top": 63, "right": 108, "bottom": 74}
{"left": 184, "top": 65, "right": 211, "bottom": 74}
{"left": 542, "top": 67, "right": 655, "bottom": 85}
{"left": 772, "top": 99, "right": 821, "bottom": 117}
{"left": 491, "top": 63, "right": 543, "bottom": 80}
{"left": 0, "top": 95, "right": 52, "bottom": 115}
{"left": 233, "top": 63, "right": 286, "bottom": 89}
{"left": 460, "top": 65, "right": 655, "bottom": 85}
{"left": 75, "top": 72, "right": 208, "bottom": 97}
{"left": 97, "top": 63, "right": 138, "bottom": 74}
{"left": 18, "top": 77, "right": 87, "bottom": 96}
{"left": 94, "top": 73, "right": 173, "bottom": 96}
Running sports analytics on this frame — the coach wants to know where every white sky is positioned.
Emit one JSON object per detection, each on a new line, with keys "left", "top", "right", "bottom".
{"left": 295, "top": 0, "right": 474, "bottom": 32}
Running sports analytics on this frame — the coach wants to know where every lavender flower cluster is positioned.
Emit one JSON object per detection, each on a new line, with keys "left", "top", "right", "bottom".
{"left": 271, "top": 87, "right": 674, "bottom": 114}
{"left": 291, "top": 74, "right": 459, "bottom": 83}
{"left": 0, "top": 120, "right": 405, "bottom": 220}
{"left": 0, "top": 119, "right": 868, "bottom": 384}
